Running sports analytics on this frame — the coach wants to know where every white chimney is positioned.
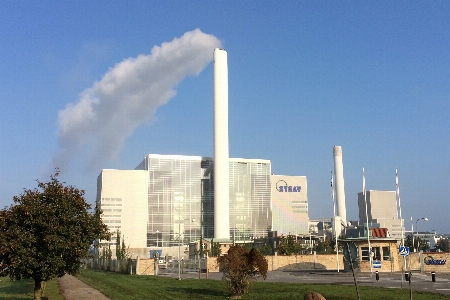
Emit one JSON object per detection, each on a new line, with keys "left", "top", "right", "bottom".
{"left": 333, "top": 145, "right": 347, "bottom": 225}
{"left": 213, "top": 48, "right": 230, "bottom": 241}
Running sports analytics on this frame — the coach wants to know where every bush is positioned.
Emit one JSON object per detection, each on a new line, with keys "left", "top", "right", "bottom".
{"left": 217, "top": 246, "right": 268, "bottom": 299}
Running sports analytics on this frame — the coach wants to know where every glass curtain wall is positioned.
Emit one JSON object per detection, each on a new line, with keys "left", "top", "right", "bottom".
{"left": 141, "top": 155, "right": 202, "bottom": 247}
{"left": 229, "top": 159, "right": 272, "bottom": 242}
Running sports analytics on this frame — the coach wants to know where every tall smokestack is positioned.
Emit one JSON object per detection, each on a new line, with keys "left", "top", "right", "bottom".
{"left": 333, "top": 145, "right": 347, "bottom": 225}
{"left": 213, "top": 48, "right": 230, "bottom": 241}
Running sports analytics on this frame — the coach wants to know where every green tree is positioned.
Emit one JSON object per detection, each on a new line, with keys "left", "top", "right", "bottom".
{"left": 115, "top": 230, "right": 128, "bottom": 260}
{"left": 0, "top": 171, "right": 110, "bottom": 300}
{"left": 405, "top": 234, "right": 413, "bottom": 248}
{"left": 277, "top": 234, "right": 303, "bottom": 255}
{"left": 277, "top": 235, "right": 289, "bottom": 255}
{"left": 217, "top": 246, "right": 268, "bottom": 298}
{"left": 100, "top": 244, "right": 112, "bottom": 260}
{"left": 405, "top": 234, "right": 428, "bottom": 252}
{"left": 315, "top": 236, "right": 333, "bottom": 253}
{"left": 436, "top": 238, "right": 449, "bottom": 252}
{"left": 241, "top": 243, "right": 253, "bottom": 253}
{"left": 258, "top": 243, "right": 273, "bottom": 255}
{"left": 210, "top": 238, "right": 222, "bottom": 256}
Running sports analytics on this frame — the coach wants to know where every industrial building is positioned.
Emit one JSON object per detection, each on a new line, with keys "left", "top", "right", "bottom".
{"left": 357, "top": 190, "right": 405, "bottom": 239}
{"left": 96, "top": 154, "right": 309, "bottom": 253}
{"left": 271, "top": 175, "right": 308, "bottom": 235}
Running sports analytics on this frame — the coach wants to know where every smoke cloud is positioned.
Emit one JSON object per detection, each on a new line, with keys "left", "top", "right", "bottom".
{"left": 54, "top": 29, "right": 221, "bottom": 170}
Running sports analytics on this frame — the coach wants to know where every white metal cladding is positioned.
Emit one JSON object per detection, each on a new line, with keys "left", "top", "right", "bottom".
{"left": 271, "top": 175, "right": 309, "bottom": 235}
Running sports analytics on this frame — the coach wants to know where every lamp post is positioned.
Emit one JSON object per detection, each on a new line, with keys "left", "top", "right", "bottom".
{"left": 412, "top": 217, "right": 428, "bottom": 252}
{"left": 156, "top": 230, "right": 159, "bottom": 247}
{"left": 177, "top": 219, "right": 195, "bottom": 280}
{"left": 178, "top": 221, "right": 182, "bottom": 280}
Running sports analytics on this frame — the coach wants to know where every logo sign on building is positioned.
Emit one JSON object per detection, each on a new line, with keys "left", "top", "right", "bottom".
{"left": 276, "top": 180, "right": 302, "bottom": 192}
{"left": 373, "top": 260, "right": 381, "bottom": 269}
{"left": 424, "top": 255, "right": 446, "bottom": 265}
{"left": 399, "top": 246, "right": 409, "bottom": 256}
{"left": 149, "top": 250, "right": 162, "bottom": 258}
{"left": 271, "top": 175, "right": 308, "bottom": 235}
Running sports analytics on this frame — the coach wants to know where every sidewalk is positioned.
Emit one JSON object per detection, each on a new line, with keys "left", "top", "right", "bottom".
{"left": 58, "top": 274, "right": 110, "bottom": 300}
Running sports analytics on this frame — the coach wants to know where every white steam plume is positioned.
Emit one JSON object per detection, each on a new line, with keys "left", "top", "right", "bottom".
{"left": 54, "top": 29, "right": 221, "bottom": 170}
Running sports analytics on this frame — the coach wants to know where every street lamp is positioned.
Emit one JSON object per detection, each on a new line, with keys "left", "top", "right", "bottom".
{"left": 412, "top": 217, "right": 428, "bottom": 252}
{"left": 177, "top": 218, "right": 195, "bottom": 280}
{"left": 156, "top": 230, "right": 159, "bottom": 247}
{"left": 178, "top": 221, "right": 183, "bottom": 280}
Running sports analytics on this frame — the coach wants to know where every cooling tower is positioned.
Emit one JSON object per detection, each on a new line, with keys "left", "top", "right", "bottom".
{"left": 333, "top": 145, "right": 347, "bottom": 225}
{"left": 213, "top": 48, "right": 230, "bottom": 241}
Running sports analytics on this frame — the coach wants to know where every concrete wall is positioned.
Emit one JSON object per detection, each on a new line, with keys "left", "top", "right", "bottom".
{"left": 208, "top": 252, "right": 449, "bottom": 274}
{"left": 89, "top": 251, "right": 450, "bottom": 276}
{"left": 420, "top": 252, "right": 450, "bottom": 273}
{"left": 208, "top": 253, "right": 345, "bottom": 273}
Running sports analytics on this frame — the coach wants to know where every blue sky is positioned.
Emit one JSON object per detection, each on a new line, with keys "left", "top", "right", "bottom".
{"left": 1, "top": 2, "right": 449, "bottom": 234}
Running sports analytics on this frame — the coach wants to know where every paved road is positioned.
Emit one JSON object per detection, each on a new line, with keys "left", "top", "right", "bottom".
{"left": 160, "top": 269, "right": 450, "bottom": 297}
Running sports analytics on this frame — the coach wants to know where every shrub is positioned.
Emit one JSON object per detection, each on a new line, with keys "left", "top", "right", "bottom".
{"left": 217, "top": 246, "right": 268, "bottom": 299}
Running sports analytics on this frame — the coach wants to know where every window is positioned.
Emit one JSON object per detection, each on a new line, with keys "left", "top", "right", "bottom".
{"left": 382, "top": 247, "right": 390, "bottom": 260}
{"left": 361, "top": 247, "right": 370, "bottom": 261}
{"left": 372, "top": 247, "right": 381, "bottom": 260}
{"left": 361, "top": 246, "right": 381, "bottom": 261}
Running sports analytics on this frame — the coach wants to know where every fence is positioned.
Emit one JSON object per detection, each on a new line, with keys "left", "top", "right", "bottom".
{"left": 85, "top": 258, "right": 137, "bottom": 274}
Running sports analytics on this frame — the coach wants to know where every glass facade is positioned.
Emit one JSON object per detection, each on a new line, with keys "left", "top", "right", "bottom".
{"left": 228, "top": 159, "right": 272, "bottom": 241}
{"left": 200, "top": 158, "right": 272, "bottom": 241}
{"left": 132, "top": 154, "right": 307, "bottom": 248}
{"left": 137, "top": 155, "right": 202, "bottom": 247}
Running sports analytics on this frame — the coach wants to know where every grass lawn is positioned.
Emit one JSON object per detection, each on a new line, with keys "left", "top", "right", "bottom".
{"left": 0, "top": 276, "right": 63, "bottom": 300}
{"left": 76, "top": 269, "right": 450, "bottom": 300}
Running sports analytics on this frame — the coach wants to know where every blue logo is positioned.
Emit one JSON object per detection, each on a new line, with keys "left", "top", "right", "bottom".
{"left": 424, "top": 256, "right": 446, "bottom": 265}
{"left": 276, "top": 180, "right": 301, "bottom": 192}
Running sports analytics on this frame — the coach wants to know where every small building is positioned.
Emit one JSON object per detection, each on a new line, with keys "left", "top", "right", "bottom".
{"left": 339, "top": 237, "right": 401, "bottom": 272}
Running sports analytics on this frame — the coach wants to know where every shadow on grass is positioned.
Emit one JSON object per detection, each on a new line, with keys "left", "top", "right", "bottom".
{"left": 278, "top": 262, "right": 327, "bottom": 271}
{"left": 0, "top": 278, "right": 33, "bottom": 299}
{"left": 166, "top": 286, "right": 229, "bottom": 297}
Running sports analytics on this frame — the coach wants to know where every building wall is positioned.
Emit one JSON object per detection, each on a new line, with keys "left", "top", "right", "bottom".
{"left": 271, "top": 175, "right": 308, "bottom": 235}
{"left": 372, "top": 218, "right": 404, "bottom": 239}
{"left": 354, "top": 240, "right": 402, "bottom": 272}
{"left": 358, "top": 190, "right": 397, "bottom": 220}
{"left": 97, "top": 169, "right": 149, "bottom": 250}
{"left": 358, "top": 190, "right": 404, "bottom": 240}
{"left": 97, "top": 154, "right": 308, "bottom": 255}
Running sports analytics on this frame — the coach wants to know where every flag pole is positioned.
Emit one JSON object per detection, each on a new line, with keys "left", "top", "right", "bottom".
{"left": 332, "top": 171, "right": 339, "bottom": 272}
{"left": 363, "top": 168, "right": 372, "bottom": 275}
{"left": 332, "top": 171, "right": 335, "bottom": 216}
{"left": 396, "top": 168, "right": 405, "bottom": 287}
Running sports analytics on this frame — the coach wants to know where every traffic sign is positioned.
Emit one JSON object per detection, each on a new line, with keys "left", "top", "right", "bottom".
{"left": 399, "top": 246, "right": 409, "bottom": 256}
{"left": 373, "top": 260, "right": 381, "bottom": 268}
